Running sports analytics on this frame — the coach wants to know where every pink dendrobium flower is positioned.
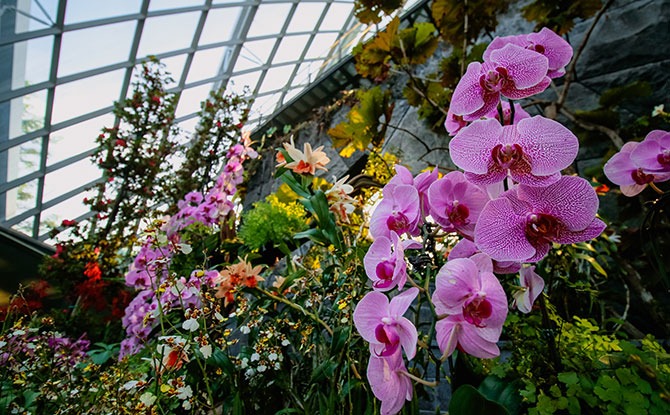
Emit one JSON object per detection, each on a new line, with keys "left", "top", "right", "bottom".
{"left": 367, "top": 351, "right": 413, "bottom": 415}
{"left": 475, "top": 175, "right": 607, "bottom": 262}
{"left": 630, "top": 130, "right": 670, "bottom": 173}
{"left": 450, "top": 44, "right": 550, "bottom": 121}
{"left": 353, "top": 287, "right": 419, "bottom": 359}
{"left": 427, "top": 171, "right": 489, "bottom": 238}
{"left": 448, "top": 238, "right": 521, "bottom": 274}
{"left": 603, "top": 141, "right": 670, "bottom": 196}
{"left": 432, "top": 256, "right": 508, "bottom": 359}
{"left": 512, "top": 265, "right": 545, "bottom": 313}
{"left": 484, "top": 28, "right": 573, "bottom": 79}
{"left": 364, "top": 231, "right": 408, "bottom": 291}
{"left": 369, "top": 184, "right": 421, "bottom": 239}
{"left": 449, "top": 116, "right": 578, "bottom": 187}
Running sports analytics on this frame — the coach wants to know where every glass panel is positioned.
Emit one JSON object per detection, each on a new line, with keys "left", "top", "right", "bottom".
{"left": 0, "top": 36, "right": 53, "bottom": 92}
{"left": 273, "top": 35, "right": 310, "bottom": 64}
{"left": 199, "top": 7, "right": 242, "bottom": 46}
{"left": 64, "top": 0, "right": 140, "bottom": 24}
{"left": 158, "top": 54, "right": 188, "bottom": 87}
{"left": 234, "top": 38, "right": 276, "bottom": 72}
{"left": 42, "top": 157, "right": 99, "bottom": 203}
{"left": 303, "top": 33, "right": 339, "bottom": 60}
{"left": 11, "top": 0, "right": 58, "bottom": 34}
{"left": 48, "top": 113, "right": 113, "bottom": 166}
{"left": 294, "top": 59, "right": 325, "bottom": 85}
{"left": 6, "top": 89, "right": 47, "bottom": 140}
{"left": 5, "top": 178, "right": 39, "bottom": 220}
{"left": 246, "top": 3, "right": 291, "bottom": 38}
{"left": 186, "top": 47, "right": 226, "bottom": 84}
{"left": 249, "top": 91, "right": 281, "bottom": 121}
{"left": 319, "top": 3, "right": 354, "bottom": 31}
{"left": 58, "top": 21, "right": 136, "bottom": 78}
{"left": 11, "top": 217, "right": 35, "bottom": 237}
{"left": 6, "top": 137, "right": 43, "bottom": 180}
{"left": 149, "top": 0, "right": 204, "bottom": 11}
{"left": 52, "top": 70, "right": 123, "bottom": 124}
{"left": 39, "top": 189, "right": 97, "bottom": 236}
{"left": 286, "top": 3, "right": 324, "bottom": 34}
{"left": 257, "top": 64, "right": 294, "bottom": 94}
{"left": 137, "top": 12, "right": 200, "bottom": 58}
{"left": 283, "top": 86, "right": 303, "bottom": 104}
{"left": 178, "top": 117, "right": 199, "bottom": 137}
{"left": 227, "top": 70, "right": 261, "bottom": 96}
{"left": 175, "top": 83, "right": 214, "bottom": 118}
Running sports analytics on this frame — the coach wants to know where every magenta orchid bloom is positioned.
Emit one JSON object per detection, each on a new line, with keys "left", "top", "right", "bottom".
{"left": 448, "top": 238, "right": 521, "bottom": 274}
{"left": 354, "top": 287, "right": 419, "bottom": 359}
{"left": 388, "top": 165, "right": 439, "bottom": 218}
{"left": 475, "top": 175, "right": 606, "bottom": 262}
{"left": 450, "top": 44, "right": 550, "bottom": 121}
{"left": 370, "top": 184, "right": 421, "bottom": 239}
{"left": 512, "top": 265, "right": 545, "bottom": 313}
{"left": 427, "top": 171, "right": 489, "bottom": 238}
{"left": 630, "top": 130, "right": 670, "bottom": 173}
{"left": 603, "top": 142, "right": 661, "bottom": 196}
{"left": 364, "top": 231, "right": 408, "bottom": 291}
{"left": 484, "top": 28, "right": 573, "bottom": 79}
{"left": 367, "top": 351, "right": 413, "bottom": 415}
{"left": 485, "top": 100, "right": 531, "bottom": 125}
{"left": 449, "top": 116, "right": 578, "bottom": 187}
{"left": 432, "top": 256, "right": 508, "bottom": 359}
{"left": 445, "top": 107, "right": 469, "bottom": 136}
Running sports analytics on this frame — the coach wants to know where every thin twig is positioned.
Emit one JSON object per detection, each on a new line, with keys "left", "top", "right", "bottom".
{"left": 559, "top": 107, "right": 624, "bottom": 149}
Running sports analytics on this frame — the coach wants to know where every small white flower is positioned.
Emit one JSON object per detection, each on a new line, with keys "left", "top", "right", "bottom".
{"left": 177, "top": 243, "right": 193, "bottom": 254}
{"left": 11, "top": 329, "right": 25, "bottom": 337}
{"left": 199, "top": 344, "right": 212, "bottom": 359}
{"left": 239, "top": 325, "right": 250, "bottom": 334}
{"left": 281, "top": 339, "right": 290, "bottom": 346}
{"left": 257, "top": 365, "right": 267, "bottom": 373}
{"left": 139, "top": 392, "right": 157, "bottom": 407}
{"left": 245, "top": 368, "right": 255, "bottom": 378}
{"left": 157, "top": 234, "right": 168, "bottom": 244}
{"left": 268, "top": 353, "right": 278, "bottom": 361}
{"left": 0, "top": 340, "right": 6, "bottom": 348}
{"left": 250, "top": 353, "right": 260, "bottom": 362}
{"left": 182, "top": 400, "right": 192, "bottom": 410}
{"left": 122, "top": 380, "right": 139, "bottom": 390}
{"left": 182, "top": 318, "right": 199, "bottom": 332}
{"left": 274, "top": 362, "right": 281, "bottom": 370}
{"left": 240, "top": 358, "right": 249, "bottom": 369}
{"left": 214, "top": 312, "right": 224, "bottom": 321}
{"left": 177, "top": 385, "right": 193, "bottom": 400}
{"left": 652, "top": 104, "right": 665, "bottom": 117}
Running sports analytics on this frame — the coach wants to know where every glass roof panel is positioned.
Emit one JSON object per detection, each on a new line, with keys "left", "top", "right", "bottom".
{"left": 42, "top": 157, "right": 99, "bottom": 203}
{"left": 227, "top": 70, "right": 261, "bottom": 96}
{"left": 39, "top": 189, "right": 97, "bottom": 235}
{"left": 175, "top": 82, "right": 215, "bottom": 118}
{"left": 64, "top": 0, "right": 141, "bottom": 25}
{"left": 303, "top": 32, "right": 339, "bottom": 60}
{"left": 1, "top": 35, "right": 54, "bottom": 92}
{"left": 156, "top": 53, "right": 189, "bottom": 87}
{"left": 58, "top": 21, "right": 136, "bottom": 78}
{"left": 7, "top": 136, "right": 43, "bottom": 180}
{"left": 234, "top": 38, "right": 276, "bottom": 72}
{"left": 318, "top": 3, "right": 353, "bottom": 31}
{"left": 11, "top": 217, "right": 35, "bottom": 236}
{"left": 177, "top": 117, "right": 199, "bottom": 137}
{"left": 273, "top": 34, "right": 310, "bottom": 64}
{"left": 198, "top": 7, "right": 242, "bottom": 46}
{"left": 286, "top": 3, "right": 325, "bottom": 34}
{"left": 148, "top": 0, "right": 204, "bottom": 12}
{"left": 246, "top": 3, "right": 292, "bottom": 38}
{"left": 137, "top": 12, "right": 200, "bottom": 58}
{"left": 257, "top": 64, "right": 294, "bottom": 94}
{"left": 6, "top": 89, "right": 47, "bottom": 140}
{"left": 5, "top": 178, "right": 39, "bottom": 220}
{"left": 11, "top": 0, "right": 58, "bottom": 34}
{"left": 47, "top": 113, "right": 113, "bottom": 167}
{"left": 51, "top": 69, "right": 124, "bottom": 124}
{"left": 186, "top": 47, "right": 227, "bottom": 84}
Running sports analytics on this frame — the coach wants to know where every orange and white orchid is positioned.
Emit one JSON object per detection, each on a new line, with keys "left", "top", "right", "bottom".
{"left": 278, "top": 138, "right": 330, "bottom": 175}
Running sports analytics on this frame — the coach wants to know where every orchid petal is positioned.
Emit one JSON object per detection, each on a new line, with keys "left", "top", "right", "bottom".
{"left": 475, "top": 197, "right": 536, "bottom": 261}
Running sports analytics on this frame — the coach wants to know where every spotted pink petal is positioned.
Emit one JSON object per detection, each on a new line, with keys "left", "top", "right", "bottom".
{"left": 515, "top": 116, "right": 579, "bottom": 176}
{"left": 434, "top": 258, "right": 481, "bottom": 314}
{"left": 483, "top": 34, "right": 527, "bottom": 61}
{"left": 502, "top": 76, "right": 551, "bottom": 100}
{"left": 449, "top": 62, "right": 486, "bottom": 116}
{"left": 553, "top": 218, "right": 607, "bottom": 244}
{"left": 490, "top": 43, "right": 548, "bottom": 90}
{"left": 449, "top": 119, "right": 503, "bottom": 174}
{"left": 527, "top": 28, "right": 573, "bottom": 77}
{"left": 475, "top": 197, "right": 536, "bottom": 262}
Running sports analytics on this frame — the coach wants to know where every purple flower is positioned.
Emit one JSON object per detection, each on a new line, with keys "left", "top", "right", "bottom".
{"left": 450, "top": 44, "right": 550, "bottom": 121}
{"left": 512, "top": 265, "right": 545, "bottom": 313}
{"left": 445, "top": 107, "right": 469, "bottom": 136}
{"left": 484, "top": 28, "right": 573, "bottom": 79}
{"left": 432, "top": 256, "right": 507, "bottom": 359}
{"left": 475, "top": 176, "right": 606, "bottom": 262}
{"left": 364, "top": 231, "right": 408, "bottom": 291}
{"left": 630, "top": 130, "right": 670, "bottom": 173}
{"left": 427, "top": 171, "right": 489, "bottom": 238}
{"left": 367, "top": 351, "right": 413, "bottom": 415}
{"left": 448, "top": 238, "right": 521, "bottom": 274}
{"left": 604, "top": 140, "right": 670, "bottom": 196}
{"left": 485, "top": 100, "right": 531, "bottom": 125}
{"left": 449, "top": 116, "right": 578, "bottom": 187}
{"left": 370, "top": 184, "right": 421, "bottom": 239}
{"left": 388, "top": 165, "right": 439, "bottom": 218}
{"left": 354, "top": 288, "right": 419, "bottom": 359}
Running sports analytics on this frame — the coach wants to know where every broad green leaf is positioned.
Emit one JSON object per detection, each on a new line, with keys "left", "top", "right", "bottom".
{"left": 449, "top": 384, "right": 510, "bottom": 415}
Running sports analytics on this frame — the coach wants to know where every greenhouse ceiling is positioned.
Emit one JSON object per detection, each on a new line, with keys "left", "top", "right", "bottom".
{"left": 0, "top": 0, "right": 423, "bottom": 241}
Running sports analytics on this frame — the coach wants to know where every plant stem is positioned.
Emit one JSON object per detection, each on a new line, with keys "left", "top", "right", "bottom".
{"left": 256, "top": 288, "right": 334, "bottom": 336}
{"left": 538, "top": 294, "right": 563, "bottom": 372}
{"left": 400, "top": 370, "right": 438, "bottom": 387}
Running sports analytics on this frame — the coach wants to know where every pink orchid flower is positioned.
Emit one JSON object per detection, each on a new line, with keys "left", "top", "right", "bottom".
{"left": 475, "top": 175, "right": 606, "bottom": 262}
{"left": 367, "top": 351, "right": 413, "bottom": 415}
{"left": 484, "top": 28, "right": 573, "bottom": 79}
{"left": 353, "top": 287, "right": 419, "bottom": 359}
{"left": 630, "top": 130, "right": 670, "bottom": 173}
{"left": 448, "top": 238, "right": 521, "bottom": 274}
{"left": 449, "top": 116, "right": 578, "bottom": 187}
{"left": 427, "top": 171, "right": 489, "bottom": 238}
{"left": 388, "top": 165, "right": 439, "bottom": 218}
{"left": 512, "top": 265, "right": 545, "bottom": 313}
{"left": 485, "top": 100, "right": 531, "bottom": 125}
{"left": 445, "top": 107, "right": 469, "bottom": 136}
{"left": 432, "top": 255, "right": 507, "bottom": 359}
{"left": 450, "top": 44, "right": 550, "bottom": 121}
{"left": 603, "top": 141, "right": 670, "bottom": 197}
{"left": 364, "top": 231, "right": 408, "bottom": 291}
{"left": 369, "top": 184, "right": 421, "bottom": 239}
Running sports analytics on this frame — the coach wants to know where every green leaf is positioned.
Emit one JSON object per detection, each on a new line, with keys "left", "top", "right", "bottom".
{"left": 311, "top": 358, "right": 338, "bottom": 382}
{"left": 450, "top": 385, "right": 510, "bottom": 415}
{"left": 330, "top": 326, "right": 351, "bottom": 355}
{"left": 478, "top": 376, "right": 524, "bottom": 415}
{"left": 208, "top": 347, "right": 234, "bottom": 374}
{"left": 22, "top": 390, "right": 40, "bottom": 409}
{"left": 558, "top": 372, "right": 579, "bottom": 386}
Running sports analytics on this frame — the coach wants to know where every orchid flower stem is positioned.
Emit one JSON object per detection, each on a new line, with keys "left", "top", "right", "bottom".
{"left": 406, "top": 275, "right": 425, "bottom": 292}
{"left": 509, "top": 99, "right": 515, "bottom": 125}
{"left": 400, "top": 370, "right": 438, "bottom": 387}
{"left": 256, "top": 288, "right": 334, "bottom": 336}
{"left": 650, "top": 182, "right": 665, "bottom": 195}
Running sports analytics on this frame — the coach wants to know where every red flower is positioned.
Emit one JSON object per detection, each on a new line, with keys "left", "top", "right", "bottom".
{"left": 84, "top": 262, "right": 102, "bottom": 282}
{"left": 61, "top": 219, "right": 77, "bottom": 227}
